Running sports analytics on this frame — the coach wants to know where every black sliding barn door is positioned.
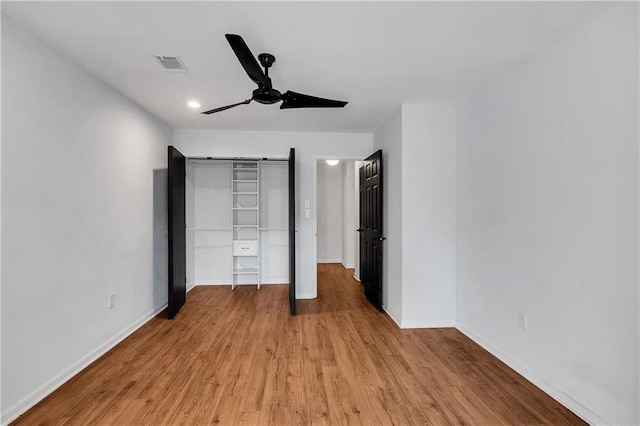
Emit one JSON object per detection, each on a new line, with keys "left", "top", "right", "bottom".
{"left": 168, "top": 146, "right": 187, "bottom": 319}
{"left": 288, "top": 148, "right": 297, "bottom": 315}
{"left": 359, "top": 150, "right": 384, "bottom": 310}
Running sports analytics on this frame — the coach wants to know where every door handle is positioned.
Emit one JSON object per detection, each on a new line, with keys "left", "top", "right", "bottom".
{"left": 356, "top": 228, "right": 363, "bottom": 232}
{"left": 379, "top": 236, "right": 386, "bottom": 241}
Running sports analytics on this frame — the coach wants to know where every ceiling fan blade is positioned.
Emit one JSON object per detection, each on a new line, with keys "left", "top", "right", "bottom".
{"left": 280, "top": 91, "right": 348, "bottom": 109}
{"left": 225, "top": 34, "right": 270, "bottom": 89}
{"left": 201, "top": 98, "right": 252, "bottom": 115}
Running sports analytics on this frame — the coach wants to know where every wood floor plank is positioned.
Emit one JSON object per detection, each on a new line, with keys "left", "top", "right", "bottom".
{"left": 12, "top": 264, "right": 585, "bottom": 425}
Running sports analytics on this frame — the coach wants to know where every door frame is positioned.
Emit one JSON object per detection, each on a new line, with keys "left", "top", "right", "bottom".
{"left": 311, "top": 155, "right": 367, "bottom": 297}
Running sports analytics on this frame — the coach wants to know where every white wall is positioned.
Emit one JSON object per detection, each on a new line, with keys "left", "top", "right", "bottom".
{"left": 0, "top": 18, "right": 3, "bottom": 414}
{"left": 373, "top": 110, "right": 403, "bottom": 323}
{"left": 1, "top": 15, "right": 172, "bottom": 424}
{"left": 259, "top": 163, "right": 289, "bottom": 284}
{"left": 401, "top": 104, "right": 457, "bottom": 327}
{"left": 373, "top": 106, "right": 457, "bottom": 328}
{"left": 456, "top": 4, "right": 639, "bottom": 425}
{"left": 341, "top": 161, "right": 356, "bottom": 269}
{"left": 172, "top": 129, "right": 373, "bottom": 299}
{"left": 317, "top": 160, "right": 343, "bottom": 262}
{"left": 190, "top": 162, "right": 232, "bottom": 285}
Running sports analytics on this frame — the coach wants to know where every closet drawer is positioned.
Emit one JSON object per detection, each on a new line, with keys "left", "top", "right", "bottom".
{"left": 233, "top": 241, "right": 258, "bottom": 256}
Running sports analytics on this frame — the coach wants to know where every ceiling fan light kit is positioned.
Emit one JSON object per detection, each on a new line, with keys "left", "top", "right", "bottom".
{"left": 201, "top": 34, "right": 347, "bottom": 115}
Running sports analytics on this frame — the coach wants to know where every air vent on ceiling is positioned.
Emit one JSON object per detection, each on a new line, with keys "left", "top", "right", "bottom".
{"left": 155, "top": 55, "right": 188, "bottom": 72}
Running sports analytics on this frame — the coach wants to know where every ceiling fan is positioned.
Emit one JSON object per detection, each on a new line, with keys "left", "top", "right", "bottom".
{"left": 202, "top": 34, "right": 348, "bottom": 115}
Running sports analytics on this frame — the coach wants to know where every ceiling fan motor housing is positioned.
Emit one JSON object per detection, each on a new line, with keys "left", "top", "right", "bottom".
{"left": 253, "top": 87, "right": 281, "bottom": 104}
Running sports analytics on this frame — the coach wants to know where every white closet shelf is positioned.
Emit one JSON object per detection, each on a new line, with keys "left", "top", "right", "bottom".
{"left": 233, "top": 268, "right": 259, "bottom": 275}
{"left": 232, "top": 160, "right": 260, "bottom": 289}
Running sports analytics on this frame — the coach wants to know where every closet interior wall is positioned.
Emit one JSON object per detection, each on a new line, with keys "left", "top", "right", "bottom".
{"left": 185, "top": 159, "right": 289, "bottom": 289}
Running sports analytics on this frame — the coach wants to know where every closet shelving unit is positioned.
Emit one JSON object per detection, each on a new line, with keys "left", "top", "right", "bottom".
{"left": 231, "top": 161, "right": 260, "bottom": 289}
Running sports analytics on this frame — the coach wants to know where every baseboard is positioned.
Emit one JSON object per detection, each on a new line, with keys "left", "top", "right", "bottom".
{"left": 400, "top": 319, "right": 456, "bottom": 329}
{"left": 194, "top": 280, "right": 289, "bottom": 288}
{"left": 232, "top": 282, "right": 289, "bottom": 287}
{"left": 353, "top": 273, "right": 360, "bottom": 282}
{"left": 383, "top": 305, "right": 402, "bottom": 327}
{"left": 341, "top": 261, "right": 355, "bottom": 269}
{"left": 456, "top": 322, "right": 610, "bottom": 426}
{"left": 1, "top": 303, "right": 168, "bottom": 425}
{"left": 380, "top": 308, "right": 456, "bottom": 330}
{"left": 317, "top": 259, "right": 342, "bottom": 264}
{"left": 258, "top": 279, "right": 289, "bottom": 285}
{"left": 297, "top": 292, "right": 316, "bottom": 299}
{"left": 193, "top": 280, "right": 230, "bottom": 286}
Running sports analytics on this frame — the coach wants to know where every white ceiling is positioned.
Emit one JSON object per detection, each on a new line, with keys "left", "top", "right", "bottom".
{"left": 3, "top": 1, "right": 613, "bottom": 133}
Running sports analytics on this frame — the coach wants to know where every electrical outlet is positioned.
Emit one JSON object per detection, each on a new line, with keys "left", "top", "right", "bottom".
{"left": 108, "top": 293, "right": 116, "bottom": 309}
{"left": 518, "top": 312, "right": 528, "bottom": 330}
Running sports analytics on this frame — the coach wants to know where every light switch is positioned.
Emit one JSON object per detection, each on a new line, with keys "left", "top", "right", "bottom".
{"left": 304, "top": 200, "right": 310, "bottom": 208}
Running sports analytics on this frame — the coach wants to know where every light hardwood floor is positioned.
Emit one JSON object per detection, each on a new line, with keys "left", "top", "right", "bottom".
{"left": 13, "top": 264, "right": 584, "bottom": 425}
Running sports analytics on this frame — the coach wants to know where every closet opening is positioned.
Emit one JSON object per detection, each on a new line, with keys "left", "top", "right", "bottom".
{"left": 168, "top": 147, "right": 296, "bottom": 319}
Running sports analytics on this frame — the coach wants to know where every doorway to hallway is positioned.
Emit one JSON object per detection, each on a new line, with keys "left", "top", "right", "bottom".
{"left": 315, "top": 158, "right": 360, "bottom": 285}
{"left": 314, "top": 151, "right": 384, "bottom": 311}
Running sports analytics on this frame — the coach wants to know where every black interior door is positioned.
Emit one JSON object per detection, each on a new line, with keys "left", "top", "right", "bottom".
{"left": 168, "top": 146, "right": 186, "bottom": 319}
{"left": 359, "top": 150, "right": 383, "bottom": 310}
{"left": 288, "top": 148, "right": 297, "bottom": 315}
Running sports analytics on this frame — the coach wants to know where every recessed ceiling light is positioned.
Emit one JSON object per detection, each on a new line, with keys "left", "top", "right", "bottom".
{"left": 187, "top": 100, "right": 201, "bottom": 109}
{"left": 326, "top": 160, "right": 339, "bottom": 166}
